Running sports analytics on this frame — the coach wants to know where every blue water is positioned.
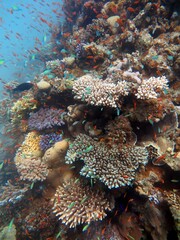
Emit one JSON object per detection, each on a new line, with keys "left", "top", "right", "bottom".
{"left": 0, "top": 0, "right": 63, "bottom": 91}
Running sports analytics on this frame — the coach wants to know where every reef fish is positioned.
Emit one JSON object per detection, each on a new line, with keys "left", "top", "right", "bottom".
{"left": 12, "top": 82, "right": 33, "bottom": 93}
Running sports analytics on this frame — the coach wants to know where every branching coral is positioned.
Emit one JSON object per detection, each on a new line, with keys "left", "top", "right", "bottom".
{"left": 11, "top": 93, "right": 38, "bottom": 124}
{"left": 135, "top": 76, "right": 169, "bottom": 99}
{"left": 28, "top": 108, "right": 65, "bottom": 130}
{"left": 15, "top": 156, "right": 48, "bottom": 182}
{"left": 40, "top": 133, "right": 63, "bottom": 151}
{"left": 73, "top": 74, "right": 129, "bottom": 108}
{"left": 14, "top": 132, "right": 48, "bottom": 181}
{"left": 52, "top": 178, "right": 114, "bottom": 228}
{"left": 65, "top": 134, "right": 148, "bottom": 188}
{"left": 73, "top": 73, "right": 169, "bottom": 108}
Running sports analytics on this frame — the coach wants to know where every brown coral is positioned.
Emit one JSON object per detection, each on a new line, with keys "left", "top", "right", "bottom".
{"left": 42, "top": 139, "right": 69, "bottom": 168}
{"left": 52, "top": 178, "right": 114, "bottom": 228}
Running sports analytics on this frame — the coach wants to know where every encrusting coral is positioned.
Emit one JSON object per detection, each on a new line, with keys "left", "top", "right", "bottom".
{"left": 52, "top": 178, "right": 114, "bottom": 228}
{"left": 65, "top": 134, "right": 148, "bottom": 188}
{"left": 42, "top": 139, "right": 69, "bottom": 168}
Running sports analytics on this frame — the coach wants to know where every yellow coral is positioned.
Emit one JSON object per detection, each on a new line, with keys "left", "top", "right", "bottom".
{"left": 11, "top": 93, "right": 38, "bottom": 124}
{"left": 14, "top": 131, "right": 47, "bottom": 182}
{"left": 15, "top": 131, "right": 42, "bottom": 163}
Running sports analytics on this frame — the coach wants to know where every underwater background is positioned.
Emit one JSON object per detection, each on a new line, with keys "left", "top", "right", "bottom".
{"left": 0, "top": 0, "right": 179, "bottom": 239}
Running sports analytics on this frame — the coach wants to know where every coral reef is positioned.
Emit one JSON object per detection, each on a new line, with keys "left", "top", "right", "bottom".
{"left": 10, "top": 93, "right": 38, "bottom": 124}
{"left": 65, "top": 134, "right": 148, "bottom": 188}
{"left": 42, "top": 139, "right": 69, "bottom": 168}
{"left": 28, "top": 107, "right": 65, "bottom": 130}
{"left": 0, "top": 0, "right": 179, "bottom": 239}
{"left": 52, "top": 178, "right": 114, "bottom": 228}
{"left": 0, "top": 224, "right": 16, "bottom": 240}
{"left": 14, "top": 132, "right": 48, "bottom": 181}
{"left": 73, "top": 74, "right": 129, "bottom": 108}
{"left": 40, "top": 133, "right": 63, "bottom": 151}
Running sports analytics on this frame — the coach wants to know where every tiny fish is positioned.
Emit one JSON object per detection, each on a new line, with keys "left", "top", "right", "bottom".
{"left": 70, "top": 166, "right": 75, "bottom": 169}
{"left": 30, "top": 182, "right": 35, "bottom": 189}
{"left": 127, "top": 234, "right": 135, "bottom": 240}
{"left": 148, "top": 119, "right": 154, "bottom": 125}
{"left": 163, "top": 88, "right": 168, "bottom": 95}
{"left": 0, "top": 59, "right": 5, "bottom": 65}
{"left": 0, "top": 162, "right": 4, "bottom": 170}
{"left": 82, "top": 224, "right": 90, "bottom": 232}
{"left": 8, "top": 218, "right": 14, "bottom": 231}
{"left": 171, "top": 179, "right": 179, "bottom": 183}
{"left": 116, "top": 107, "right": 120, "bottom": 116}
{"left": 68, "top": 202, "right": 75, "bottom": 209}
{"left": 151, "top": 55, "right": 159, "bottom": 60}
{"left": 80, "top": 196, "right": 88, "bottom": 204}
{"left": 75, "top": 178, "right": 80, "bottom": 183}
{"left": 84, "top": 145, "right": 93, "bottom": 153}
{"left": 56, "top": 230, "right": 62, "bottom": 239}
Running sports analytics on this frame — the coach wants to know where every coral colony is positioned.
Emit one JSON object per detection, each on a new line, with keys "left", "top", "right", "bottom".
{"left": 0, "top": 0, "right": 179, "bottom": 239}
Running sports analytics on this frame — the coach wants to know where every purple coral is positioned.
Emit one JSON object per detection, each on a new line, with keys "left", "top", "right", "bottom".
{"left": 28, "top": 108, "right": 65, "bottom": 130}
{"left": 40, "top": 133, "right": 63, "bottom": 151}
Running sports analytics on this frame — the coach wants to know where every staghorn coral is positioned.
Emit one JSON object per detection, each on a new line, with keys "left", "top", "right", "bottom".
{"left": 28, "top": 107, "right": 65, "bottom": 130}
{"left": 65, "top": 134, "right": 148, "bottom": 188}
{"left": 73, "top": 74, "right": 129, "bottom": 108}
{"left": 52, "top": 178, "right": 114, "bottom": 228}
{"left": 73, "top": 73, "right": 169, "bottom": 108}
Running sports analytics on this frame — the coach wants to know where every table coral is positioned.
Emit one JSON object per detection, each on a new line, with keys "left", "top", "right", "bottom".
{"left": 52, "top": 178, "right": 114, "bottom": 228}
{"left": 65, "top": 134, "right": 148, "bottom": 188}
